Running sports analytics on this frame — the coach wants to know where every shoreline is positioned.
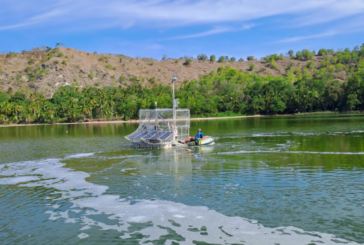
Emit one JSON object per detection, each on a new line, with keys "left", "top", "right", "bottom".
{"left": 0, "top": 111, "right": 362, "bottom": 128}
{"left": 0, "top": 115, "right": 262, "bottom": 127}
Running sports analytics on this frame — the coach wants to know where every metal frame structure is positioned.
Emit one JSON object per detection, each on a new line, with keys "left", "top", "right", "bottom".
{"left": 125, "top": 108, "right": 190, "bottom": 148}
{"left": 125, "top": 75, "right": 190, "bottom": 148}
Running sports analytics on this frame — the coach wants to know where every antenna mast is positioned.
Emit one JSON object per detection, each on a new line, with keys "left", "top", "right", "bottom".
{"left": 172, "top": 75, "right": 177, "bottom": 136}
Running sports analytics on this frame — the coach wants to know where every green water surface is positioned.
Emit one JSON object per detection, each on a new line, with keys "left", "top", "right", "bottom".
{"left": 1, "top": 115, "right": 364, "bottom": 244}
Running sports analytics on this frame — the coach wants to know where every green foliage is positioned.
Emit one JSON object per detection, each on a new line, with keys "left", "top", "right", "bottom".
{"left": 318, "top": 49, "right": 328, "bottom": 56}
{"left": 288, "top": 50, "right": 294, "bottom": 57}
{"left": 62, "top": 59, "right": 67, "bottom": 65}
{"left": 335, "top": 63, "right": 344, "bottom": 72}
{"left": 183, "top": 59, "right": 192, "bottom": 66}
{"left": 5, "top": 52, "right": 16, "bottom": 58}
{"left": 210, "top": 55, "right": 216, "bottom": 62}
{"left": 105, "top": 64, "right": 112, "bottom": 70}
{"left": 3, "top": 45, "right": 364, "bottom": 125}
{"left": 269, "top": 60, "right": 278, "bottom": 70}
{"left": 28, "top": 59, "right": 35, "bottom": 65}
{"left": 218, "top": 56, "right": 225, "bottom": 62}
{"left": 56, "top": 52, "right": 64, "bottom": 57}
{"left": 296, "top": 51, "right": 303, "bottom": 60}
{"left": 119, "top": 75, "right": 126, "bottom": 83}
{"left": 302, "top": 49, "right": 314, "bottom": 60}
{"left": 0, "top": 91, "right": 10, "bottom": 103}
{"left": 265, "top": 53, "right": 284, "bottom": 62}
{"left": 247, "top": 56, "right": 255, "bottom": 61}
{"left": 197, "top": 54, "right": 208, "bottom": 61}
{"left": 99, "top": 55, "right": 108, "bottom": 62}
{"left": 230, "top": 57, "right": 236, "bottom": 62}
{"left": 249, "top": 63, "right": 255, "bottom": 71}
{"left": 327, "top": 64, "right": 335, "bottom": 73}
{"left": 306, "top": 61, "right": 317, "bottom": 69}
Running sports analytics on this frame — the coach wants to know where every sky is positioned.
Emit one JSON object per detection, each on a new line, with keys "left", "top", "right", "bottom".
{"left": 1, "top": 0, "right": 364, "bottom": 60}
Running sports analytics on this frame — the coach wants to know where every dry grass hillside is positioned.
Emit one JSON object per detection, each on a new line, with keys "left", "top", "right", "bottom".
{"left": 0, "top": 47, "right": 348, "bottom": 97}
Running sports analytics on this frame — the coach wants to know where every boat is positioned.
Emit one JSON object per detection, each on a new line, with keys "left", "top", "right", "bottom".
{"left": 187, "top": 136, "right": 215, "bottom": 146}
{"left": 125, "top": 75, "right": 214, "bottom": 148}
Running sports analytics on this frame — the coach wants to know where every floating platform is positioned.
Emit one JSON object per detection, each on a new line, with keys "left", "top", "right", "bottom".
{"left": 125, "top": 108, "right": 190, "bottom": 148}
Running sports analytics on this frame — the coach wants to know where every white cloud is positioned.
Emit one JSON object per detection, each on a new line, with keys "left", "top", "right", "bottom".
{"left": 162, "top": 24, "right": 255, "bottom": 40}
{"left": 162, "top": 27, "right": 233, "bottom": 40}
{"left": 277, "top": 31, "right": 338, "bottom": 43}
{"left": 0, "top": 0, "right": 364, "bottom": 30}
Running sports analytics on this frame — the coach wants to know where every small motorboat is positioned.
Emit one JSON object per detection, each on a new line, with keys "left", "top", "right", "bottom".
{"left": 187, "top": 136, "right": 215, "bottom": 146}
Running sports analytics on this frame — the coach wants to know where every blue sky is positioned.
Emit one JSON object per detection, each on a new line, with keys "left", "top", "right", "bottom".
{"left": 1, "top": 0, "right": 364, "bottom": 60}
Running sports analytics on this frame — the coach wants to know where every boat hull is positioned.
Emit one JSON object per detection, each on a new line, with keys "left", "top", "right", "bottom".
{"left": 187, "top": 136, "right": 215, "bottom": 146}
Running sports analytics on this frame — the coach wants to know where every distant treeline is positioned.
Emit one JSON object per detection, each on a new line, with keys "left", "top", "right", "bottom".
{"left": 1, "top": 46, "right": 364, "bottom": 124}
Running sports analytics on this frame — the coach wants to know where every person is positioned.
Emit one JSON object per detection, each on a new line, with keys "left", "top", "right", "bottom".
{"left": 180, "top": 129, "right": 204, "bottom": 144}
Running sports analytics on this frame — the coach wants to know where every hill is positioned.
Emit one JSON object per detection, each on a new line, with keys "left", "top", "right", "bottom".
{"left": 0, "top": 47, "right": 357, "bottom": 97}
{"left": 1, "top": 45, "right": 364, "bottom": 124}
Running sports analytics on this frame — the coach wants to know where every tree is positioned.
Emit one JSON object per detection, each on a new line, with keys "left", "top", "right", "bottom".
{"left": 162, "top": 54, "right": 168, "bottom": 61}
{"left": 288, "top": 50, "right": 294, "bottom": 57}
{"left": 55, "top": 43, "right": 64, "bottom": 48}
{"left": 197, "top": 54, "right": 208, "bottom": 61}
{"left": 327, "top": 49, "right": 335, "bottom": 54}
{"left": 249, "top": 64, "right": 255, "bottom": 71}
{"left": 302, "top": 49, "right": 313, "bottom": 60}
{"left": 210, "top": 55, "right": 216, "bottom": 62}
{"left": 229, "top": 57, "right": 236, "bottom": 62}
{"left": 238, "top": 58, "right": 244, "bottom": 62}
{"left": 9, "top": 92, "right": 26, "bottom": 104}
{"left": 247, "top": 56, "right": 255, "bottom": 61}
{"left": 0, "top": 91, "right": 10, "bottom": 103}
{"left": 218, "top": 56, "right": 225, "bottom": 62}
{"left": 306, "top": 61, "right": 317, "bottom": 69}
{"left": 296, "top": 51, "right": 303, "bottom": 60}
{"left": 183, "top": 59, "right": 192, "bottom": 66}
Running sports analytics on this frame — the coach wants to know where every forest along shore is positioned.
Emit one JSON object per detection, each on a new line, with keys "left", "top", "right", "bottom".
{"left": 1, "top": 45, "right": 364, "bottom": 125}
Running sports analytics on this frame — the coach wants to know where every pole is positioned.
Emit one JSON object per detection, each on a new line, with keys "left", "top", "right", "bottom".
{"left": 172, "top": 75, "right": 177, "bottom": 137}
{"left": 155, "top": 101, "right": 158, "bottom": 128}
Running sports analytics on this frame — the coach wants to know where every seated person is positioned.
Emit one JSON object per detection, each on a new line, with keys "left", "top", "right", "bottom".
{"left": 180, "top": 129, "right": 204, "bottom": 144}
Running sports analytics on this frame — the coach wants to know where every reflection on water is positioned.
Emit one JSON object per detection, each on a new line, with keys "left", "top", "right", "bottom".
{"left": 1, "top": 115, "right": 364, "bottom": 244}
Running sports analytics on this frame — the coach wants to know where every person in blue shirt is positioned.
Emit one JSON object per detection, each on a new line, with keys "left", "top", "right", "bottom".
{"left": 180, "top": 129, "right": 204, "bottom": 144}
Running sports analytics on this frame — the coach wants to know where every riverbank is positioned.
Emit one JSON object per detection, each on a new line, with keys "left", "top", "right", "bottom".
{"left": 1, "top": 111, "right": 363, "bottom": 127}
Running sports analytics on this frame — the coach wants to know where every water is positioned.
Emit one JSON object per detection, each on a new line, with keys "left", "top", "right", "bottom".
{"left": 1, "top": 115, "right": 364, "bottom": 244}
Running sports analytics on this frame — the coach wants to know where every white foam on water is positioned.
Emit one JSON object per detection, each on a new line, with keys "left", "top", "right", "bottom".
{"left": 0, "top": 157, "right": 361, "bottom": 245}
{"left": 218, "top": 150, "right": 364, "bottom": 155}
{"left": 65, "top": 153, "right": 95, "bottom": 159}
{"left": 120, "top": 167, "right": 138, "bottom": 172}
{"left": 78, "top": 233, "right": 89, "bottom": 239}
{"left": 0, "top": 176, "right": 40, "bottom": 185}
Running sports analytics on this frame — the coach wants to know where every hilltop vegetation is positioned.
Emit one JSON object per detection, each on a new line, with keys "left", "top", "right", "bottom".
{"left": 1, "top": 45, "right": 363, "bottom": 96}
{"left": 1, "top": 44, "right": 364, "bottom": 124}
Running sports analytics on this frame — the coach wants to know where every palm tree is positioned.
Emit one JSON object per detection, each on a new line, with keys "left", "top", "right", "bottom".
{"left": 13, "top": 104, "right": 24, "bottom": 122}
{"left": 0, "top": 101, "right": 13, "bottom": 121}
